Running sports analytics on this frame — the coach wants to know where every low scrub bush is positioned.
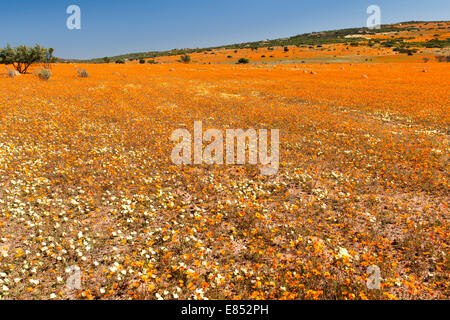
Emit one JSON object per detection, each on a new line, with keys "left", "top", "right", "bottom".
{"left": 76, "top": 67, "right": 89, "bottom": 78}
{"left": 5, "top": 67, "right": 19, "bottom": 78}
{"left": 181, "top": 55, "right": 191, "bottom": 63}
{"left": 435, "top": 55, "right": 450, "bottom": 62}
{"left": 37, "top": 68, "right": 51, "bottom": 80}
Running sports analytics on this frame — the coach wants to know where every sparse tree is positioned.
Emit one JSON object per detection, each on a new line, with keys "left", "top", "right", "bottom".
{"left": 0, "top": 44, "right": 49, "bottom": 74}
{"left": 43, "top": 47, "right": 55, "bottom": 69}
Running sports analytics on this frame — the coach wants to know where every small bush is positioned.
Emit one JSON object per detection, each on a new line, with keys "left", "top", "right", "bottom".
{"left": 393, "top": 48, "right": 418, "bottom": 55}
{"left": 284, "top": 47, "right": 289, "bottom": 52}
{"left": 139, "top": 59, "right": 145, "bottom": 64}
{"left": 37, "top": 68, "right": 51, "bottom": 80}
{"left": 5, "top": 67, "right": 19, "bottom": 78}
{"left": 115, "top": 59, "right": 125, "bottom": 64}
{"left": 180, "top": 55, "right": 191, "bottom": 64}
{"left": 76, "top": 68, "right": 89, "bottom": 78}
{"left": 147, "top": 60, "right": 157, "bottom": 64}
{"left": 237, "top": 58, "right": 250, "bottom": 64}
{"left": 435, "top": 55, "right": 450, "bottom": 62}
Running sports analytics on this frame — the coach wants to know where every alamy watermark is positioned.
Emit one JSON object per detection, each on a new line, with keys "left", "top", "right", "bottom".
{"left": 65, "top": 265, "right": 82, "bottom": 291}
{"left": 170, "top": 121, "right": 279, "bottom": 175}
{"left": 66, "top": 5, "right": 81, "bottom": 30}
{"left": 64, "top": 5, "right": 380, "bottom": 31}
{"left": 367, "top": 5, "right": 381, "bottom": 30}
{"left": 366, "top": 265, "right": 381, "bottom": 290}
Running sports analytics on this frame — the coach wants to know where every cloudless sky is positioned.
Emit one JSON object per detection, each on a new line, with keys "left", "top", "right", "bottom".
{"left": 1, "top": 0, "right": 449, "bottom": 59}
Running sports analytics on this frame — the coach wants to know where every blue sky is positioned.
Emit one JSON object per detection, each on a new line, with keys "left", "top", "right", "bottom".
{"left": 1, "top": 0, "right": 449, "bottom": 59}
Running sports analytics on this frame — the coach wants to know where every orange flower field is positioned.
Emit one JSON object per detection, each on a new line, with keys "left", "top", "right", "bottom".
{"left": 0, "top": 59, "right": 449, "bottom": 300}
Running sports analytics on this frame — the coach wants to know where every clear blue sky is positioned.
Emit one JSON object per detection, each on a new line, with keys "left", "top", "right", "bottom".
{"left": 1, "top": 0, "right": 449, "bottom": 59}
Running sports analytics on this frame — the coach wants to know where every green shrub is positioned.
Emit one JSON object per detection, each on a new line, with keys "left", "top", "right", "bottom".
{"left": 76, "top": 68, "right": 89, "bottom": 77}
{"left": 139, "top": 59, "right": 145, "bottom": 64}
{"left": 115, "top": 59, "right": 125, "bottom": 64}
{"left": 37, "top": 68, "right": 51, "bottom": 80}
{"left": 237, "top": 58, "right": 250, "bottom": 64}
{"left": 180, "top": 54, "right": 191, "bottom": 64}
{"left": 393, "top": 48, "right": 418, "bottom": 55}
{"left": 424, "top": 39, "right": 450, "bottom": 48}
{"left": 435, "top": 55, "right": 450, "bottom": 62}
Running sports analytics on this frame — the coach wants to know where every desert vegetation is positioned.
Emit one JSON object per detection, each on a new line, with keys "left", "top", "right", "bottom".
{"left": 0, "top": 21, "right": 448, "bottom": 300}
{"left": 0, "top": 44, "right": 54, "bottom": 74}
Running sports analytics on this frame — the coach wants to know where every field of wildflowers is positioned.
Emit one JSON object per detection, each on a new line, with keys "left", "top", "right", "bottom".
{"left": 0, "top": 40, "right": 449, "bottom": 300}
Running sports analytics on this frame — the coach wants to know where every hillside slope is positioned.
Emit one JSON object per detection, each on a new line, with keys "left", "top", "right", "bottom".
{"left": 75, "top": 21, "right": 450, "bottom": 64}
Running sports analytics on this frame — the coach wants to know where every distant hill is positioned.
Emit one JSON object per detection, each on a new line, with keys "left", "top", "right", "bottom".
{"left": 71, "top": 21, "right": 450, "bottom": 63}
